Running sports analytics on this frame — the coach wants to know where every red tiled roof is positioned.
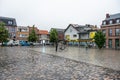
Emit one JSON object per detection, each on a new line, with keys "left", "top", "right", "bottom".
{"left": 39, "top": 30, "right": 48, "bottom": 34}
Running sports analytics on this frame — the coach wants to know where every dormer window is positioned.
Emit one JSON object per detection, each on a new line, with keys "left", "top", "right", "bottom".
{"left": 103, "top": 21, "right": 106, "bottom": 25}
{"left": 8, "top": 21, "right": 12, "bottom": 25}
{"left": 116, "top": 19, "right": 120, "bottom": 23}
{"left": 109, "top": 20, "right": 113, "bottom": 24}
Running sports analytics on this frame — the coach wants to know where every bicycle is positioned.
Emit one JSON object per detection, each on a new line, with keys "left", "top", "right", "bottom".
{"left": 58, "top": 41, "right": 67, "bottom": 52}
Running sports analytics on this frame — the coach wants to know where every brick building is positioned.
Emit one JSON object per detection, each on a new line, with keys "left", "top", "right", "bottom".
{"left": 50, "top": 28, "right": 65, "bottom": 41}
{"left": 16, "top": 25, "right": 40, "bottom": 42}
{"left": 29, "top": 26, "right": 39, "bottom": 35}
{"left": 101, "top": 13, "right": 120, "bottom": 49}
{"left": 28, "top": 26, "right": 39, "bottom": 41}
{"left": 16, "top": 26, "right": 29, "bottom": 41}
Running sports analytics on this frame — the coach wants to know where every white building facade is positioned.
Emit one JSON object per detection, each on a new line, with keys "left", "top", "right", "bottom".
{"left": 64, "top": 25, "right": 79, "bottom": 41}
{"left": 64, "top": 24, "right": 98, "bottom": 46}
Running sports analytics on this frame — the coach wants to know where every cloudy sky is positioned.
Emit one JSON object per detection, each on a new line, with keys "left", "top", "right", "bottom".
{"left": 0, "top": 0, "right": 120, "bottom": 31}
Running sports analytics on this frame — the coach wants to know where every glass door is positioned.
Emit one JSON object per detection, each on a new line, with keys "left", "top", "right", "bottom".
{"left": 115, "top": 39, "right": 119, "bottom": 49}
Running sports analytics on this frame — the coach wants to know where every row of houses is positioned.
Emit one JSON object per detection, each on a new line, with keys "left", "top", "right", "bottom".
{"left": 0, "top": 17, "right": 49, "bottom": 44}
{"left": 0, "top": 13, "right": 120, "bottom": 49}
{"left": 16, "top": 26, "right": 49, "bottom": 44}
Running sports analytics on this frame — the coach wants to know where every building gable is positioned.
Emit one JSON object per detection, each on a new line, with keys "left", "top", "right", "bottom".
{"left": 64, "top": 25, "right": 79, "bottom": 40}
{"left": 65, "top": 25, "right": 78, "bottom": 34}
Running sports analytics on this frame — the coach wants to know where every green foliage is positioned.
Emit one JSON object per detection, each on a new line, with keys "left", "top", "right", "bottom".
{"left": 28, "top": 25, "right": 38, "bottom": 42}
{"left": 50, "top": 29, "right": 58, "bottom": 43}
{"left": 0, "top": 22, "right": 9, "bottom": 45}
{"left": 94, "top": 31, "right": 106, "bottom": 49}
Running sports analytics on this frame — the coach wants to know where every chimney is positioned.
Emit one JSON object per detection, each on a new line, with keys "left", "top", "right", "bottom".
{"left": 106, "top": 13, "right": 110, "bottom": 18}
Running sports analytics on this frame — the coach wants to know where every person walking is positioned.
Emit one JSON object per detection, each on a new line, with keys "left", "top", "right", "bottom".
{"left": 55, "top": 41, "right": 58, "bottom": 52}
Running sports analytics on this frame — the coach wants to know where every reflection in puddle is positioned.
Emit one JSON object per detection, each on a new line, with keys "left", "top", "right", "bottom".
{"left": 42, "top": 46, "right": 45, "bottom": 53}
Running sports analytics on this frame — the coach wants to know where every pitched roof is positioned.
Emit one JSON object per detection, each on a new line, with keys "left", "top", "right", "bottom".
{"left": 64, "top": 24, "right": 79, "bottom": 32}
{"left": 17, "top": 26, "right": 28, "bottom": 28}
{"left": 50, "top": 28, "right": 65, "bottom": 34}
{"left": 0, "top": 16, "right": 17, "bottom": 26}
{"left": 0, "top": 16, "right": 15, "bottom": 20}
{"left": 105, "top": 13, "right": 120, "bottom": 20}
{"left": 65, "top": 24, "right": 96, "bottom": 34}
{"left": 39, "top": 30, "right": 48, "bottom": 34}
{"left": 64, "top": 24, "right": 89, "bottom": 32}
{"left": 51, "top": 28, "right": 65, "bottom": 32}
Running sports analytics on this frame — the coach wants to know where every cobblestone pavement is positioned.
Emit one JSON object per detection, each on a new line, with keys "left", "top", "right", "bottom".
{"left": 0, "top": 47, "right": 120, "bottom": 80}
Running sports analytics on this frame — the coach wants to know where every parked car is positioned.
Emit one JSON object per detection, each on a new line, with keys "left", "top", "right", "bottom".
{"left": 0, "top": 42, "right": 7, "bottom": 46}
{"left": 7, "top": 40, "right": 19, "bottom": 46}
{"left": 19, "top": 41, "right": 30, "bottom": 46}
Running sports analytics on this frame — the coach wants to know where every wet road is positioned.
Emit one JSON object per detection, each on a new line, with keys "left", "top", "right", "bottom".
{"left": 32, "top": 46, "right": 120, "bottom": 71}
{"left": 0, "top": 47, "right": 120, "bottom": 80}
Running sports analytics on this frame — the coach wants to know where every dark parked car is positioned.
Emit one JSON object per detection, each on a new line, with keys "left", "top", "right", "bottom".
{"left": 19, "top": 41, "right": 30, "bottom": 46}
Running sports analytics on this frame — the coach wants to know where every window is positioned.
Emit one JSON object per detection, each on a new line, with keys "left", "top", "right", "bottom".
{"left": 22, "top": 28, "right": 28, "bottom": 32}
{"left": 109, "top": 20, "right": 113, "bottom": 24}
{"left": 20, "top": 34, "right": 22, "bottom": 37}
{"left": 19, "top": 34, "right": 27, "bottom": 37}
{"left": 8, "top": 21, "right": 13, "bottom": 25}
{"left": 109, "top": 29, "right": 112, "bottom": 36}
{"left": 12, "top": 28, "right": 15, "bottom": 32}
{"left": 103, "top": 21, "right": 106, "bottom": 25}
{"left": 108, "top": 39, "right": 112, "bottom": 48}
{"left": 116, "top": 19, "right": 120, "bottom": 23}
{"left": 115, "top": 29, "right": 120, "bottom": 36}
{"left": 10, "top": 27, "right": 15, "bottom": 32}
{"left": 102, "top": 30, "right": 106, "bottom": 35}
{"left": 73, "top": 34, "right": 77, "bottom": 37}
{"left": 115, "top": 39, "right": 119, "bottom": 49}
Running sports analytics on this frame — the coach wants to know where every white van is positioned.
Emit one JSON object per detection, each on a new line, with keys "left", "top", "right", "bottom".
{"left": 7, "top": 40, "right": 19, "bottom": 46}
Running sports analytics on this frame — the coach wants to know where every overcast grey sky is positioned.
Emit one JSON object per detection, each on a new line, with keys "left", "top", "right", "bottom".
{"left": 0, "top": 0, "right": 120, "bottom": 31}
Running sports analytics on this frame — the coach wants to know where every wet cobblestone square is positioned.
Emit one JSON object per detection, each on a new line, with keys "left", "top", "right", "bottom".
{"left": 0, "top": 47, "right": 120, "bottom": 80}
